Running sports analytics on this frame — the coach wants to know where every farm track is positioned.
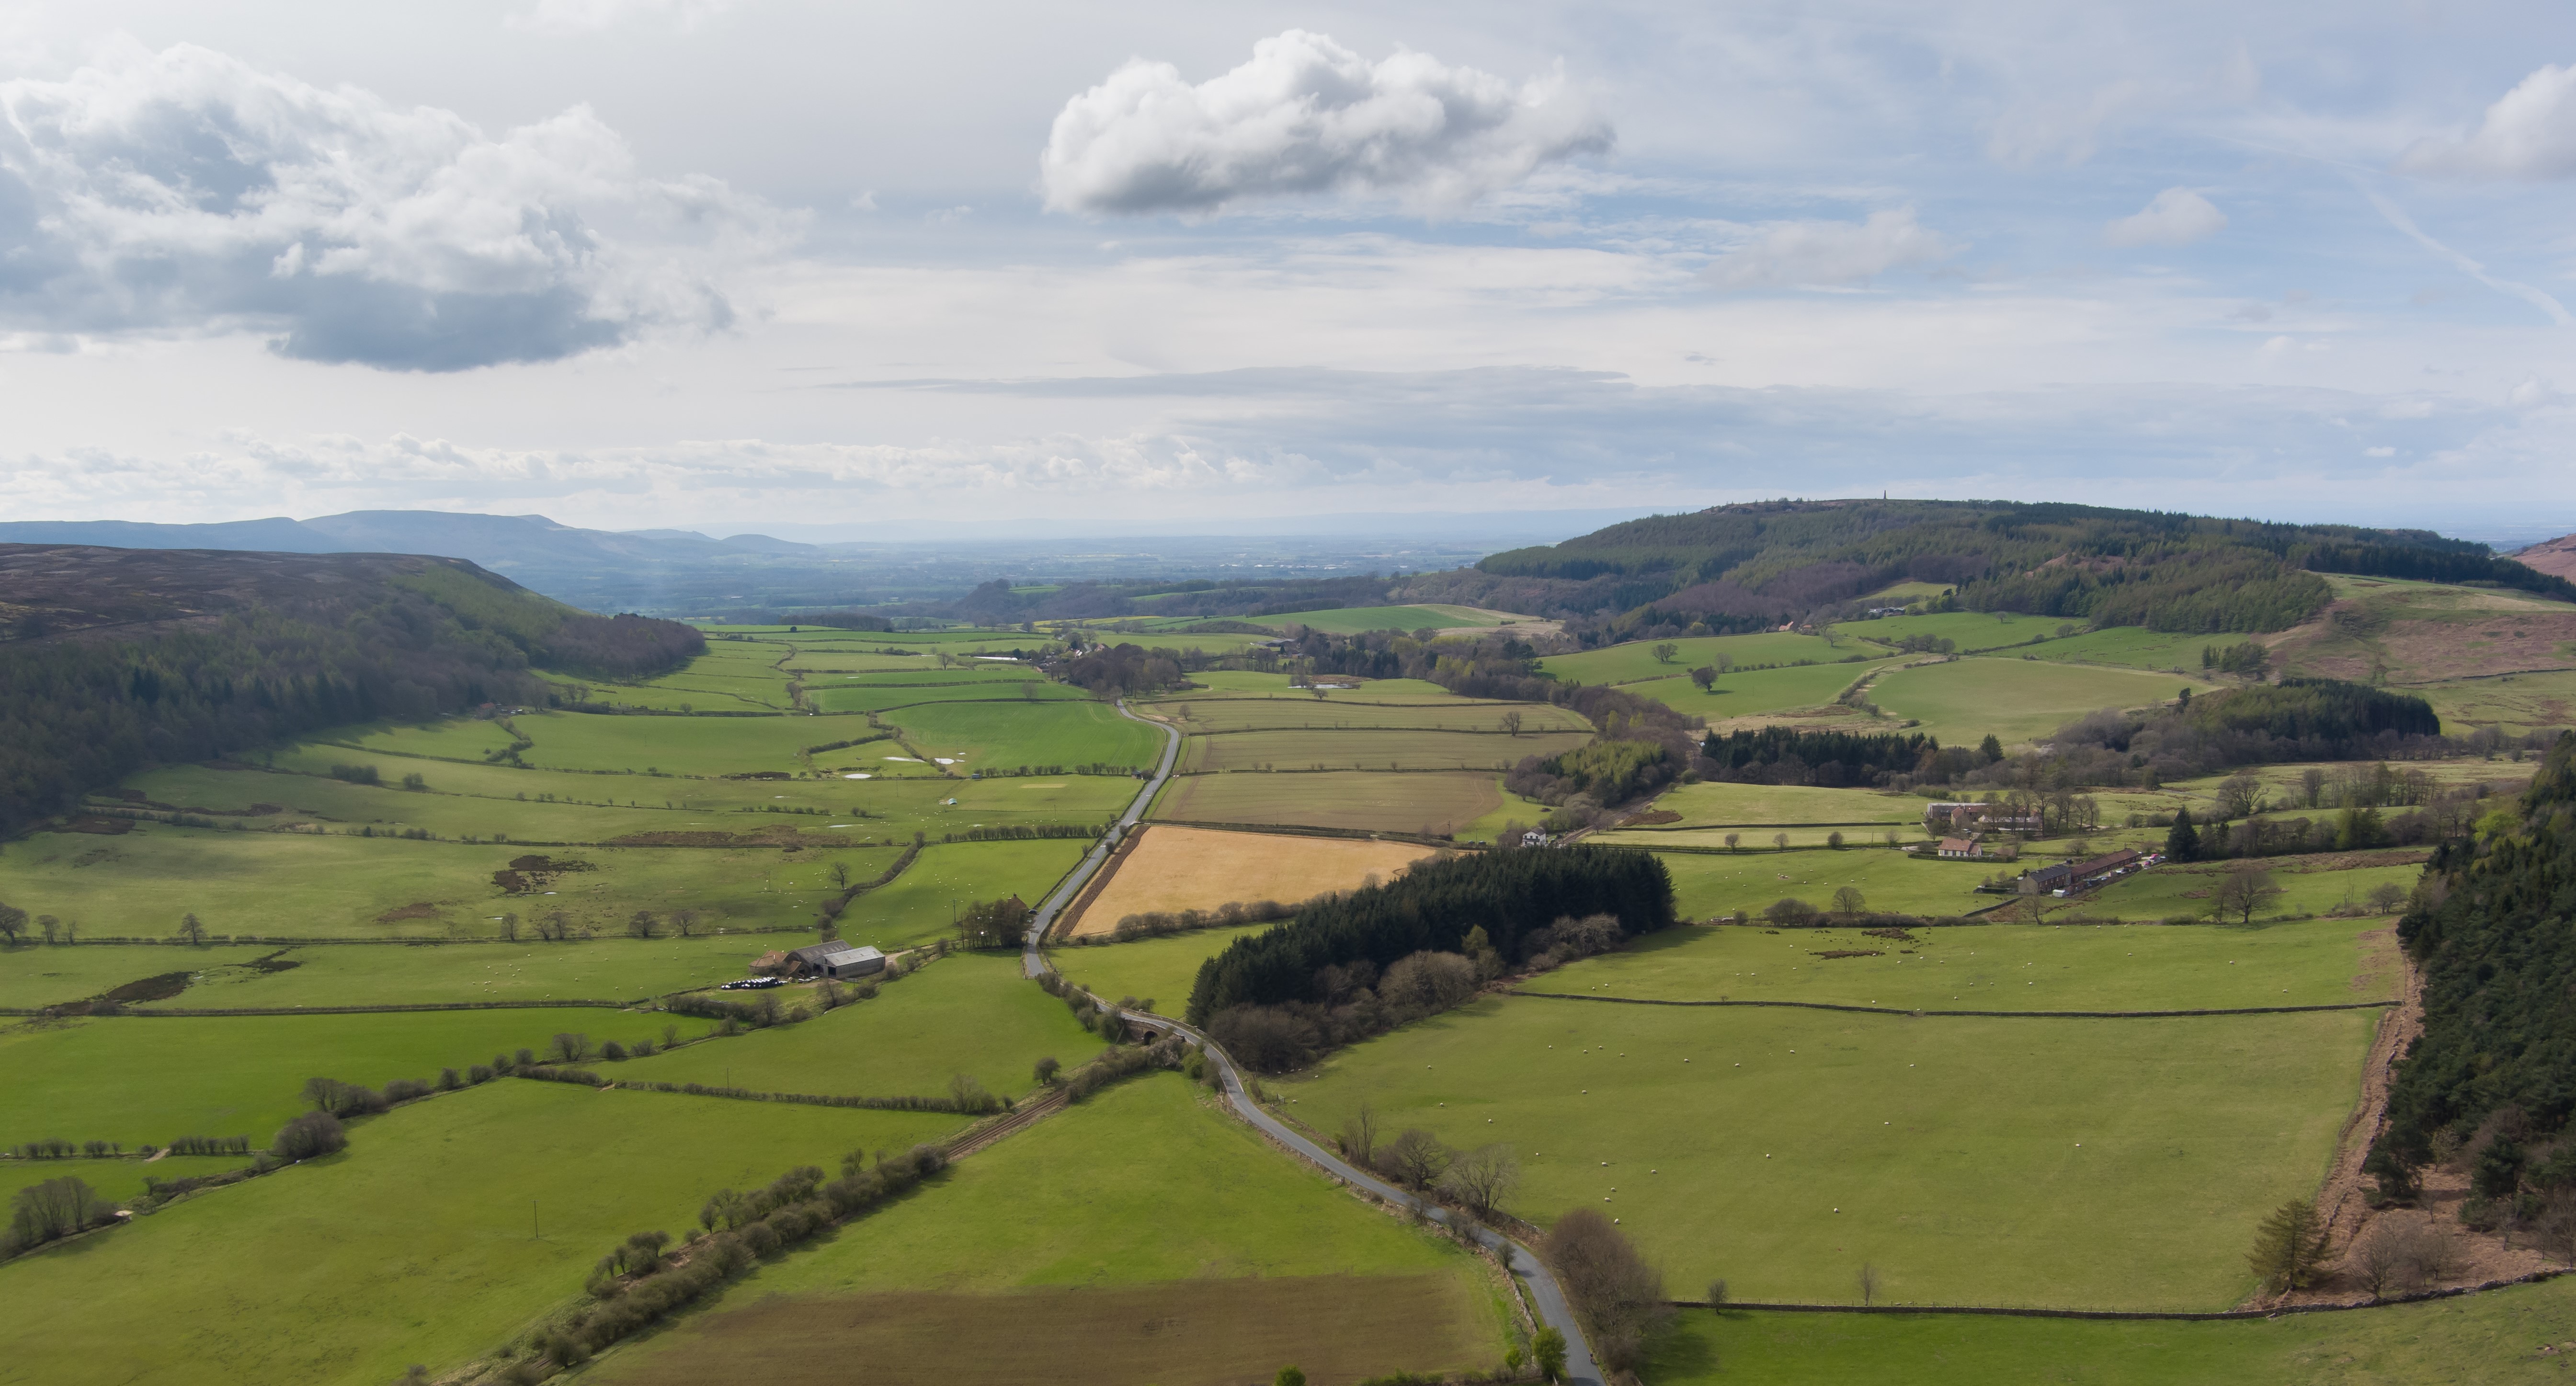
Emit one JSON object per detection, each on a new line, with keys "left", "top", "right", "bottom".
{"left": 943, "top": 1086, "right": 1069, "bottom": 1159}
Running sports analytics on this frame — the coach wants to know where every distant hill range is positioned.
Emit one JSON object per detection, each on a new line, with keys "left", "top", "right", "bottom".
{"left": 2510, "top": 533, "right": 2576, "bottom": 582}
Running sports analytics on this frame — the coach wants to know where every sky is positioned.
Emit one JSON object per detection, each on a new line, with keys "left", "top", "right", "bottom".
{"left": 2, "top": 0, "right": 2575, "bottom": 541}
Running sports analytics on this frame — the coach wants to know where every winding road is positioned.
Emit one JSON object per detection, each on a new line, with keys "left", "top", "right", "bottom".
{"left": 1017, "top": 698, "right": 1605, "bottom": 1385}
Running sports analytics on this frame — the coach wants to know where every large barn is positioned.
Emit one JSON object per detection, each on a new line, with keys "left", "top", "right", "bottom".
{"left": 786, "top": 942, "right": 886, "bottom": 979}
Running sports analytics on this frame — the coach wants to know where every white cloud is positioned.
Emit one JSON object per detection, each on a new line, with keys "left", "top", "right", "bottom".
{"left": 1039, "top": 30, "right": 1611, "bottom": 216}
{"left": 2103, "top": 187, "right": 2226, "bottom": 247}
{"left": 2509, "top": 377, "right": 2563, "bottom": 409}
{"left": 507, "top": 0, "right": 740, "bottom": 34}
{"left": 2398, "top": 63, "right": 2576, "bottom": 179}
{"left": 1701, "top": 208, "right": 1955, "bottom": 291}
{"left": 0, "top": 42, "right": 789, "bottom": 369}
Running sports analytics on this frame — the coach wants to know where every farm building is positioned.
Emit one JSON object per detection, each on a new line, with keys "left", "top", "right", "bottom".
{"left": 2018, "top": 862, "right": 2075, "bottom": 894}
{"left": 786, "top": 942, "right": 886, "bottom": 979}
{"left": 2071, "top": 848, "right": 2143, "bottom": 886}
{"left": 1937, "top": 837, "right": 1985, "bottom": 859}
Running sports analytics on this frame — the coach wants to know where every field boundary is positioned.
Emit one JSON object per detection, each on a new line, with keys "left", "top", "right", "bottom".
{"left": 1503, "top": 990, "right": 2396, "bottom": 1020}
{"left": 1151, "top": 818, "right": 1476, "bottom": 848}
{"left": 4, "top": 998, "right": 638, "bottom": 1018}
{"left": 1671, "top": 1268, "right": 2569, "bottom": 1319}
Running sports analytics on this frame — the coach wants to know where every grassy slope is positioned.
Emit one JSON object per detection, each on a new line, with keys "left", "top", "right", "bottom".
{"left": 1165, "top": 699, "right": 1589, "bottom": 733}
{"left": 834, "top": 838, "right": 1093, "bottom": 952}
{"left": 1250, "top": 605, "right": 1511, "bottom": 634}
{"left": 2086, "top": 860, "right": 2429, "bottom": 923}
{"left": 1538, "top": 634, "right": 1851, "bottom": 685}
{"left": 624, "top": 951, "right": 1106, "bottom": 1100}
{"left": 1154, "top": 769, "right": 1505, "bottom": 836}
{"left": 878, "top": 699, "right": 1164, "bottom": 771}
{"left": 0, "top": 1154, "right": 241, "bottom": 1205}
{"left": 1648, "top": 1279, "right": 2576, "bottom": 1385}
{"left": 1513, "top": 918, "right": 2400, "bottom": 1011}
{"left": 1187, "top": 726, "right": 1590, "bottom": 772}
{"left": 1052, "top": 924, "right": 1274, "bottom": 1014}
{"left": 0, "top": 1009, "right": 715, "bottom": 1150}
{"left": 1284, "top": 998, "right": 2375, "bottom": 1309}
{"left": 1869, "top": 659, "right": 2215, "bottom": 747}
{"left": 133, "top": 936, "right": 784, "bottom": 1009}
{"left": 1656, "top": 848, "right": 1997, "bottom": 919}
{"left": 1624, "top": 659, "right": 1894, "bottom": 721}
{"left": 1643, "top": 781, "right": 1925, "bottom": 827}
{"left": 0, "top": 1082, "right": 960, "bottom": 1386}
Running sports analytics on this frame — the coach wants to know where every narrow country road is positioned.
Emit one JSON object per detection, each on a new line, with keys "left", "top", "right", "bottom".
{"left": 1015, "top": 696, "right": 1606, "bottom": 1382}
{"left": 1023, "top": 697, "right": 1181, "bottom": 979}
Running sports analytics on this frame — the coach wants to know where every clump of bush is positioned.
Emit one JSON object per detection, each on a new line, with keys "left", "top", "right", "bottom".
{"left": 1101, "top": 896, "right": 1295, "bottom": 945}
{"left": 272, "top": 1110, "right": 346, "bottom": 1161}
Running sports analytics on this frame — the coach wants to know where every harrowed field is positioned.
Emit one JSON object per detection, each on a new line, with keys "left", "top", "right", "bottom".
{"left": 0, "top": 1081, "right": 963, "bottom": 1386}
{"left": 582, "top": 1074, "right": 1512, "bottom": 1386}
{"left": 1646, "top": 1276, "right": 2576, "bottom": 1384}
{"left": 1513, "top": 917, "right": 2401, "bottom": 1011}
{"left": 1067, "top": 826, "right": 1437, "bottom": 939}
{"left": 1282, "top": 997, "right": 2377, "bottom": 1310}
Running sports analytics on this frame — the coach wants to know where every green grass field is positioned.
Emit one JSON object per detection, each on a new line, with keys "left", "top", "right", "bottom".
{"left": 1185, "top": 726, "right": 1590, "bottom": 773}
{"left": 2084, "top": 859, "right": 2429, "bottom": 923}
{"left": 1051, "top": 924, "right": 1273, "bottom": 1014}
{"left": 1654, "top": 848, "right": 1998, "bottom": 919}
{"left": 2014, "top": 626, "right": 2212, "bottom": 671}
{"left": 1283, "top": 998, "right": 2376, "bottom": 1309}
{"left": 586, "top": 1074, "right": 1507, "bottom": 1383}
{"left": 1250, "top": 604, "right": 1515, "bottom": 634}
{"left": 1624, "top": 659, "right": 1895, "bottom": 721}
{"left": 0, "top": 1081, "right": 962, "bottom": 1386}
{"left": 0, "top": 824, "right": 902, "bottom": 939}
{"left": 2412, "top": 670, "right": 2576, "bottom": 737}
{"left": 1163, "top": 671, "right": 1462, "bottom": 699}
{"left": 1643, "top": 782, "right": 1925, "bottom": 827}
{"left": 1840, "top": 610, "right": 2077, "bottom": 651}
{"left": 1153, "top": 770, "right": 1504, "bottom": 836}
{"left": 1515, "top": 917, "right": 2400, "bottom": 1010}
{"left": 835, "top": 839, "right": 1094, "bottom": 952}
{"left": 0, "top": 1154, "right": 242, "bottom": 1206}
{"left": 1157, "top": 698, "right": 1586, "bottom": 735}
{"left": 811, "top": 682, "right": 1082, "bottom": 713}
{"left": 1869, "top": 659, "right": 2215, "bottom": 746}
{"left": 879, "top": 699, "right": 1163, "bottom": 771}
{"left": 1647, "top": 1278, "right": 2576, "bottom": 1384}
{"left": 627, "top": 951, "right": 1104, "bottom": 1100}
{"left": 1538, "top": 634, "right": 1851, "bottom": 686}
{"left": 0, "top": 1008, "right": 709, "bottom": 1149}
{"left": 0, "top": 937, "right": 776, "bottom": 1011}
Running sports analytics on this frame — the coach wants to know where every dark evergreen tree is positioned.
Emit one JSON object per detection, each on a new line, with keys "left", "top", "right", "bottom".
{"left": 2164, "top": 808, "right": 2200, "bottom": 863}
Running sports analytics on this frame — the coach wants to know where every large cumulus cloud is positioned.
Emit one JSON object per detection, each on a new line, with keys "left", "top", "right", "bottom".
{"left": 2398, "top": 62, "right": 2576, "bottom": 180}
{"left": 1040, "top": 30, "right": 1611, "bottom": 216}
{"left": 0, "top": 43, "right": 785, "bottom": 370}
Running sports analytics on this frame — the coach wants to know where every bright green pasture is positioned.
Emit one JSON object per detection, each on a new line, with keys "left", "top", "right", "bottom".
{"left": 642, "top": 1073, "right": 1493, "bottom": 1294}
{"left": 1538, "top": 634, "right": 1849, "bottom": 686}
{"left": 1654, "top": 848, "right": 1996, "bottom": 920}
{"left": 0, "top": 938, "right": 773, "bottom": 1010}
{"left": 0, "top": 824, "right": 900, "bottom": 939}
{"left": 878, "top": 699, "right": 1162, "bottom": 771}
{"left": 1840, "top": 610, "right": 2073, "bottom": 651}
{"left": 1625, "top": 659, "right": 1892, "bottom": 720}
{"left": 0, "top": 1008, "right": 705, "bottom": 1148}
{"left": 1052, "top": 924, "right": 1272, "bottom": 1014}
{"left": 630, "top": 952, "right": 1102, "bottom": 1100}
{"left": 112, "top": 762, "right": 751, "bottom": 843}
{"left": 810, "top": 681, "right": 1078, "bottom": 713}
{"left": 1516, "top": 917, "right": 2399, "bottom": 1010}
{"left": 1283, "top": 999, "right": 2376, "bottom": 1308}
{"left": 835, "top": 839, "right": 1093, "bottom": 952}
{"left": 2016, "top": 626, "right": 2212, "bottom": 671}
{"left": 1869, "top": 659, "right": 2215, "bottom": 746}
{"left": 1186, "top": 727, "right": 1589, "bottom": 773}
{"left": 1155, "top": 770, "right": 1503, "bottom": 836}
{"left": 1595, "top": 825, "right": 1926, "bottom": 850}
{"left": 0, "top": 1154, "right": 241, "bottom": 1206}
{"left": 1647, "top": 781, "right": 1924, "bottom": 827}
{"left": 2084, "top": 859, "right": 2428, "bottom": 923}
{"left": 1158, "top": 698, "right": 1586, "bottom": 735}
{"left": 1176, "top": 671, "right": 1459, "bottom": 699}
{"left": 0, "top": 1081, "right": 960, "bottom": 1386}
{"left": 147, "top": 937, "right": 779, "bottom": 1008}
{"left": 1253, "top": 604, "right": 1509, "bottom": 634}
{"left": 1649, "top": 1277, "right": 2576, "bottom": 1385}
{"left": 512, "top": 712, "right": 865, "bottom": 777}
{"left": 1856, "top": 579, "right": 1953, "bottom": 604}
{"left": 544, "top": 678, "right": 776, "bottom": 713}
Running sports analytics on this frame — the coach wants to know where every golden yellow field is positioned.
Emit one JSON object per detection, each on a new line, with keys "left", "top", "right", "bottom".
{"left": 1066, "top": 825, "right": 1440, "bottom": 939}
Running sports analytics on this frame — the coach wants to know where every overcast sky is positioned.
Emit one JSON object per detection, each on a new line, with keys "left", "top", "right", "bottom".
{"left": 3, "top": 0, "right": 2574, "bottom": 539}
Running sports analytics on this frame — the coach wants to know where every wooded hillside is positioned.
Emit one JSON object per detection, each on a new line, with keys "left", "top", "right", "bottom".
{"left": 0, "top": 545, "right": 703, "bottom": 838}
